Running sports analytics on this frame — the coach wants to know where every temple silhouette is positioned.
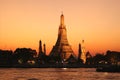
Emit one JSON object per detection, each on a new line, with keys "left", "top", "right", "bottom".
{"left": 49, "top": 13, "right": 76, "bottom": 62}
{"left": 39, "top": 13, "right": 86, "bottom": 64}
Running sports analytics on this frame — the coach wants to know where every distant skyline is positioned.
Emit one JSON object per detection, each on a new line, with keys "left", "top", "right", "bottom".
{"left": 0, "top": 0, "right": 120, "bottom": 55}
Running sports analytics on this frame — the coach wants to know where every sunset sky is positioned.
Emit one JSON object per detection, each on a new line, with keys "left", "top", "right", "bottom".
{"left": 0, "top": 0, "right": 120, "bottom": 55}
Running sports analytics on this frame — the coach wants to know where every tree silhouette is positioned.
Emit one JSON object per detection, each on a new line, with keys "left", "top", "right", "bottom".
{"left": 13, "top": 48, "right": 37, "bottom": 64}
{"left": 92, "top": 53, "right": 105, "bottom": 64}
{"left": 0, "top": 50, "right": 13, "bottom": 66}
{"left": 105, "top": 50, "right": 120, "bottom": 64}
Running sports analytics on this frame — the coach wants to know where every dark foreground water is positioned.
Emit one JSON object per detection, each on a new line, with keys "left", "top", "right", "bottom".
{"left": 0, "top": 68, "right": 119, "bottom": 80}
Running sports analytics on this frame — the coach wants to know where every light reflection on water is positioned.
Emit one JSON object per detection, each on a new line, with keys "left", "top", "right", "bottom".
{"left": 0, "top": 68, "right": 119, "bottom": 80}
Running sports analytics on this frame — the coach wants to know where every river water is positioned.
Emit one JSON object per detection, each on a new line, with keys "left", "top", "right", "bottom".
{"left": 0, "top": 68, "right": 119, "bottom": 80}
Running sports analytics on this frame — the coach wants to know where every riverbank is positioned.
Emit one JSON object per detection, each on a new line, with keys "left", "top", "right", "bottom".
{"left": 0, "top": 64, "right": 108, "bottom": 68}
{"left": 96, "top": 65, "right": 120, "bottom": 72}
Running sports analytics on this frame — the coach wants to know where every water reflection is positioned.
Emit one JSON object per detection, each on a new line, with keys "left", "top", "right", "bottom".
{"left": 15, "top": 77, "right": 39, "bottom": 80}
{"left": 0, "top": 68, "right": 119, "bottom": 80}
{"left": 28, "top": 78, "right": 39, "bottom": 80}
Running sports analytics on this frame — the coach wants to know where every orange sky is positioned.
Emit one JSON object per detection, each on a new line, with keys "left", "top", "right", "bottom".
{"left": 0, "top": 0, "right": 120, "bottom": 55}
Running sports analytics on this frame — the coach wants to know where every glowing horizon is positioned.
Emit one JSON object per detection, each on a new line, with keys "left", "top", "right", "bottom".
{"left": 0, "top": 0, "right": 120, "bottom": 55}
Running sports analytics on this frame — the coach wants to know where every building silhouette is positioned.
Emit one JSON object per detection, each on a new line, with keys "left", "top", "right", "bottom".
{"left": 39, "top": 40, "right": 43, "bottom": 54}
{"left": 78, "top": 43, "right": 82, "bottom": 60}
{"left": 81, "top": 40, "right": 86, "bottom": 63}
{"left": 43, "top": 43, "right": 46, "bottom": 55}
{"left": 49, "top": 13, "right": 76, "bottom": 62}
{"left": 38, "top": 40, "right": 47, "bottom": 63}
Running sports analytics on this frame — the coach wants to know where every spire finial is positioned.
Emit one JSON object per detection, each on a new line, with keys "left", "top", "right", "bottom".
{"left": 60, "top": 12, "right": 64, "bottom": 25}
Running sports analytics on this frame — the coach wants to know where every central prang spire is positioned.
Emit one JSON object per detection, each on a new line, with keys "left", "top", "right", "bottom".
{"left": 60, "top": 13, "right": 64, "bottom": 25}
{"left": 49, "top": 13, "right": 76, "bottom": 62}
